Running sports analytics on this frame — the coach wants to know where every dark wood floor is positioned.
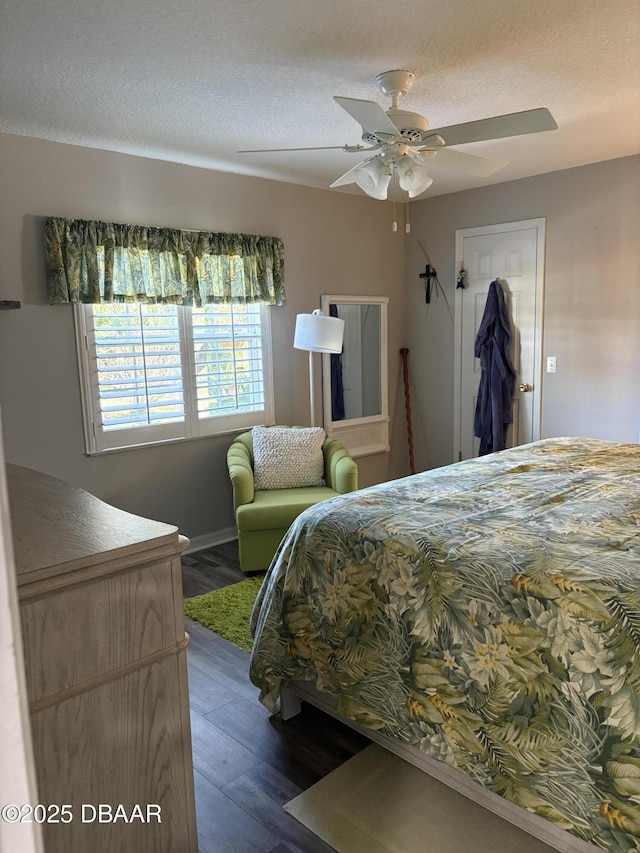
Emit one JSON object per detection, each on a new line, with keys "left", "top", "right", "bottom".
{"left": 181, "top": 542, "right": 370, "bottom": 853}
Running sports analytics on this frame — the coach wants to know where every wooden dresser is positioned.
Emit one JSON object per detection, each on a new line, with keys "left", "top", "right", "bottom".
{"left": 7, "top": 464, "right": 198, "bottom": 853}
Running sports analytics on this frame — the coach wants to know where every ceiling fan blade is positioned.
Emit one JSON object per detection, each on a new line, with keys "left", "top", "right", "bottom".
{"left": 329, "top": 158, "right": 373, "bottom": 188}
{"left": 238, "top": 145, "right": 352, "bottom": 153}
{"left": 429, "top": 108, "right": 558, "bottom": 147}
{"left": 428, "top": 147, "right": 508, "bottom": 177}
{"left": 334, "top": 96, "right": 400, "bottom": 138}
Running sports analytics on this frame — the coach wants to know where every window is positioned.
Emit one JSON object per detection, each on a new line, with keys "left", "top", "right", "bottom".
{"left": 75, "top": 302, "right": 274, "bottom": 453}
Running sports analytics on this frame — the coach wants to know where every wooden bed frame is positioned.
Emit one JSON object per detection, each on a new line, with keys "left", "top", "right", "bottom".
{"left": 280, "top": 681, "right": 600, "bottom": 853}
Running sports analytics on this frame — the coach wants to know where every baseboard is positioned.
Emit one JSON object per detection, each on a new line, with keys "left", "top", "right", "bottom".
{"left": 183, "top": 527, "right": 237, "bottom": 555}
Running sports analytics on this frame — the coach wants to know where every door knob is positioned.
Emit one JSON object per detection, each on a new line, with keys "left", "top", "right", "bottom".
{"left": 519, "top": 383, "right": 532, "bottom": 392}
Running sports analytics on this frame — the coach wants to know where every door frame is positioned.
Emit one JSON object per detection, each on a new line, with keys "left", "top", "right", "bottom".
{"left": 0, "top": 412, "right": 43, "bottom": 853}
{"left": 453, "top": 218, "right": 546, "bottom": 463}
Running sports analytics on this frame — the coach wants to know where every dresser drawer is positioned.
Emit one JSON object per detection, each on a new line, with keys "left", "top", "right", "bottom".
{"left": 20, "top": 559, "right": 181, "bottom": 704}
{"left": 30, "top": 652, "right": 194, "bottom": 853}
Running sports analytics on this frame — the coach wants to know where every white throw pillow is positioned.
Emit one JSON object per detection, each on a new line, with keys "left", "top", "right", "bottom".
{"left": 252, "top": 426, "right": 326, "bottom": 490}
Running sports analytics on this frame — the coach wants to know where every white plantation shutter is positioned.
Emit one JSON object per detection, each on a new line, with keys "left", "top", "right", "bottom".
{"left": 193, "top": 304, "right": 265, "bottom": 420}
{"left": 76, "top": 303, "right": 274, "bottom": 453}
{"left": 93, "top": 304, "right": 185, "bottom": 428}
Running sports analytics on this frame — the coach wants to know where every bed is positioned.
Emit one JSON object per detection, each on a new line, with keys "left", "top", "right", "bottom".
{"left": 249, "top": 437, "right": 640, "bottom": 852}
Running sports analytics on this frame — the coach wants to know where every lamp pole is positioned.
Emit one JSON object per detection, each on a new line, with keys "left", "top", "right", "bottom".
{"left": 308, "top": 350, "right": 316, "bottom": 427}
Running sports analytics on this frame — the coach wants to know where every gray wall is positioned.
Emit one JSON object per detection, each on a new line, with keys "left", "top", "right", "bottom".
{"left": 0, "top": 133, "right": 407, "bottom": 541}
{"left": 2, "top": 134, "right": 636, "bottom": 540}
{"left": 403, "top": 155, "right": 640, "bottom": 472}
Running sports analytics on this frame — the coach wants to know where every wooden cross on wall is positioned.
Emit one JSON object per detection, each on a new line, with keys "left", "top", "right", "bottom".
{"left": 419, "top": 264, "right": 437, "bottom": 303}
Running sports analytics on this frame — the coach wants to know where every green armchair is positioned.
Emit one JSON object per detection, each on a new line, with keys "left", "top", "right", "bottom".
{"left": 227, "top": 428, "right": 358, "bottom": 573}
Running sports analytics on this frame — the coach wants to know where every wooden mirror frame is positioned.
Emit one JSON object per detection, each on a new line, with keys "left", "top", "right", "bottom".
{"left": 320, "top": 294, "right": 389, "bottom": 458}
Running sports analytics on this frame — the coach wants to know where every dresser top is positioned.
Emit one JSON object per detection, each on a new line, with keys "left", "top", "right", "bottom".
{"left": 7, "top": 464, "right": 180, "bottom": 587}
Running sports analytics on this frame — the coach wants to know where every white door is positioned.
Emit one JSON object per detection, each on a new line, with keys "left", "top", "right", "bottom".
{"left": 453, "top": 219, "right": 545, "bottom": 461}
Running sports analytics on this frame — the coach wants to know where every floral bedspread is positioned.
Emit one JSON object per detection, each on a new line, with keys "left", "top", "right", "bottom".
{"left": 249, "top": 438, "right": 640, "bottom": 851}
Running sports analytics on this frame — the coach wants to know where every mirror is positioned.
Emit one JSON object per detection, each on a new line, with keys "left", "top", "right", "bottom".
{"left": 321, "top": 295, "right": 389, "bottom": 458}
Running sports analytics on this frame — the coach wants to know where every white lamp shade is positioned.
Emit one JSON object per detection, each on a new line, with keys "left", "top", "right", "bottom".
{"left": 294, "top": 310, "right": 345, "bottom": 354}
{"left": 396, "top": 155, "right": 433, "bottom": 198}
{"left": 355, "top": 158, "right": 391, "bottom": 200}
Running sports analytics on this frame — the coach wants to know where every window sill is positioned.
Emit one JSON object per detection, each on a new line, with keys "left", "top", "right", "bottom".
{"left": 85, "top": 421, "right": 275, "bottom": 456}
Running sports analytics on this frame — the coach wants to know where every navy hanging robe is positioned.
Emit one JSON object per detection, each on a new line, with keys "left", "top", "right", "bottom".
{"left": 473, "top": 280, "right": 516, "bottom": 456}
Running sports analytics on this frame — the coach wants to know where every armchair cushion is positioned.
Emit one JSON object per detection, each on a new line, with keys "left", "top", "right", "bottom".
{"left": 252, "top": 425, "right": 326, "bottom": 490}
{"left": 236, "top": 485, "right": 338, "bottom": 532}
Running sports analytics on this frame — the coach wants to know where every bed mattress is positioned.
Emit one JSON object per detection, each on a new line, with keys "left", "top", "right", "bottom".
{"left": 250, "top": 437, "right": 640, "bottom": 850}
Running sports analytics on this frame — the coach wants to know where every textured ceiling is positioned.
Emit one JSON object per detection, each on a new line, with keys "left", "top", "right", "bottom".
{"left": 1, "top": 0, "right": 639, "bottom": 199}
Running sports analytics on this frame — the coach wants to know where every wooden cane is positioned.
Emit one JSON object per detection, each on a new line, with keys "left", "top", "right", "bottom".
{"left": 400, "top": 348, "right": 416, "bottom": 474}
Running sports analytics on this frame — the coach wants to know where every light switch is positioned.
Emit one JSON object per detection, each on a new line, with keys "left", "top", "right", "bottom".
{"left": 546, "top": 356, "right": 557, "bottom": 373}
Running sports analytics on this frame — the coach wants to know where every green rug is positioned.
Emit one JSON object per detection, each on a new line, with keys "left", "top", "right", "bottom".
{"left": 184, "top": 575, "right": 264, "bottom": 652}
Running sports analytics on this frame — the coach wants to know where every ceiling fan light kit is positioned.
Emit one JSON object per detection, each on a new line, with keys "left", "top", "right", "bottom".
{"left": 239, "top": 69, "right": 558, "bottom": 202}
{"left": 354, "top": 157, "right": 391, "bottom": 200}
{"left": 396, "top": 155, "right": 433, "bottom": 198}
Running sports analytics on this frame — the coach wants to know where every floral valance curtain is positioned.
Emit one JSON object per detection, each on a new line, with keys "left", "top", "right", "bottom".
{"left": 44, "top": 217, "right": 286, "bottom": 306}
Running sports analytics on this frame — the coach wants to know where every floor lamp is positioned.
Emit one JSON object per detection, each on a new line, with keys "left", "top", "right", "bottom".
{"left": 294, "top": 309, "right": 345, "bottom": 427}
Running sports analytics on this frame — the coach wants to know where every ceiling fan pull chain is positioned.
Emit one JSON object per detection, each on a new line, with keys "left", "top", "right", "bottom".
{"left": 392, "top": 168, "right": 398, "bottom": 231}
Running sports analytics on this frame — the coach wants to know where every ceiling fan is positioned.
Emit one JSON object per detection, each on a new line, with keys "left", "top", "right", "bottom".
{"left": 239, "top": 70, "right": 558, "bottom": 200}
